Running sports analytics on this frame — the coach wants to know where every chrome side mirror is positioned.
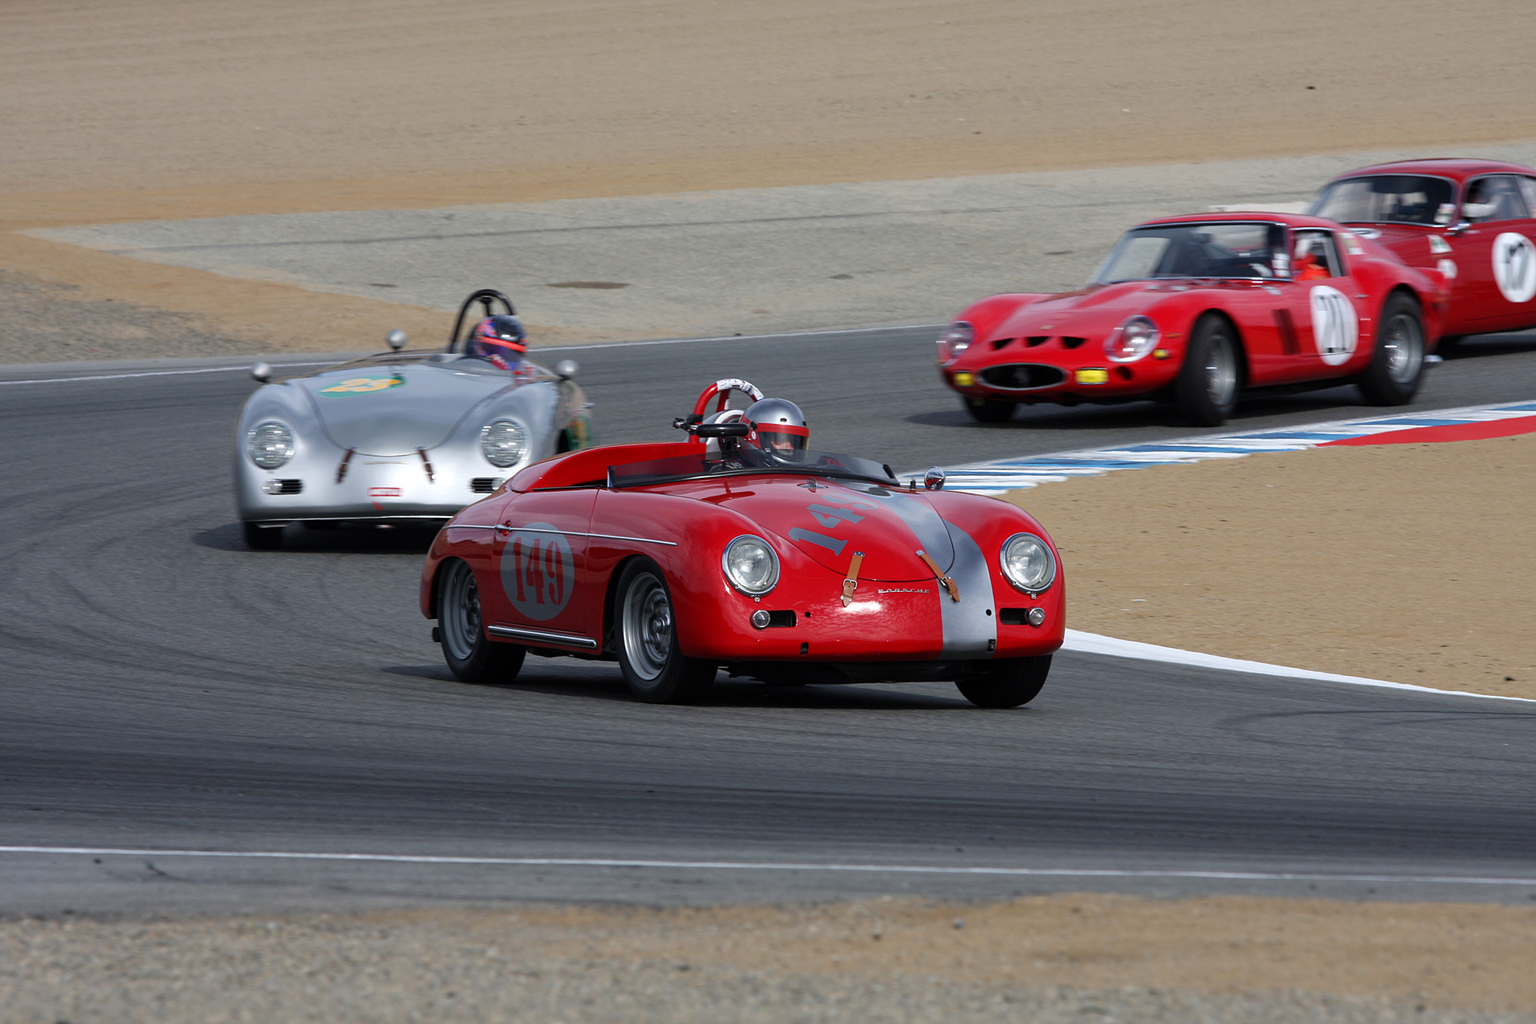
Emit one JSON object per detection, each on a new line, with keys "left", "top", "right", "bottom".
{"left": 386, "top": 329, "right": 408, "bottom": 351}
{"left": 924, "top": 466, "right": 946, "bottom": 491}
{"left": 555, "top": 359, "right": 579, "bottom": 380}
{"left": 250, "top": 361, "right": 273, "bottom": 383}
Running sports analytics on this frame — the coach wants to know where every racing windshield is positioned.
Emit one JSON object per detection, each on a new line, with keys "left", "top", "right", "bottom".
{"left": 1090, "top": 222, "right": 1286, "bottom": 283}
{"left": 1308, "top": 175, "right": 1455, "bottom": 226}
{"left": 608, "top": 447, "right": 897, "bottom": 489}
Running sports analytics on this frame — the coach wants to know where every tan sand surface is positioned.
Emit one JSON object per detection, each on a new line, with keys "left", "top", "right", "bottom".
{"left": 4, "top": 0, "right": 1535, "bottom": 1012}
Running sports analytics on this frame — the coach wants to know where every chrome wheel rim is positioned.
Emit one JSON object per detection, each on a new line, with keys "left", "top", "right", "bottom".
{"left": 1205, "top": 331, "right": 1238, "bottom": 408}
{"left": 441, "top": 561, "right": 482, "bottom": 662}
{"left": 622, "top": 572, "right": 672, "bottom": 681}
{"left": 1382, "top": 312, "right": 1424, "bottom": 384}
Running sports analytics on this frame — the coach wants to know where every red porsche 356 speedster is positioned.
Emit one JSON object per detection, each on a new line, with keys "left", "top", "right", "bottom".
{"left": 937, "top": 212, "right": 1446, "bottom": 426}
{"left": 1308, "top": 158, "right": 1536, "bottom": 345}
{"left": 421, "top": 380, "right": 1065, "bottom": 706}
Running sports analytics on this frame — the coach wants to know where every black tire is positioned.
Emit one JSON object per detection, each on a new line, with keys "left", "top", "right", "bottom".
{"left": 242, "top": 521, "right": 283, "bottom": 550}
{"left": 614, "top": 559, "right": 716, "bottom": 703}
{"left": 436, "top": 558, "right": 526, "bottom": 684}
{"left": 962, "top": 397, "right": 1017, "bottom": 423}
{"left": 955, "top": 655, "right": 1051, "bottom": 708}
{"left": 1175, "top": 314, "right": 1241, "bottom": 426}
{"left": 1359, "top": 293, "right": 1427, "bottom": 406}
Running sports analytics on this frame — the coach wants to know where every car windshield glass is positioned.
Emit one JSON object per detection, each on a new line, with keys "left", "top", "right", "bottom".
{"left": 608, "top": 446, "right": 897, "bottom": 489}
{"left": 1091, "top": 223, "right": 1280, "bottom": 282}
{"left": 1308, "top": 175, "right": 1454, "bottom": 225}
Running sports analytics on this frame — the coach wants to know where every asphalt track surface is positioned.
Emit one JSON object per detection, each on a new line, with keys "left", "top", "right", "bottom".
{"left": 4, "top": 327, "right": 1536, "bottom": 914}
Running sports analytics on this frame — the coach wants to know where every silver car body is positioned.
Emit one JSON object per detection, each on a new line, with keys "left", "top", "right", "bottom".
{"left": 234, "top": 350, "right": 591, "bottom": 528}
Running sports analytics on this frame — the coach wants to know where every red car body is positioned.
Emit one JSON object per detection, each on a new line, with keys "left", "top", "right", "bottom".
{"left": 937, "top": 212, "right": 1446, "bottom": 426}
{"left": 1308, "top": 158, "right": 1536, "bottom": 342}
{"left": 420, "top": 383, "right": 1065, "bottom": 706}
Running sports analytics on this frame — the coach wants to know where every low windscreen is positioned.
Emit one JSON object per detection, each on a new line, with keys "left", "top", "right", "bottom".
{"left": 1308, "top": 175, "right": 1455, "bottom": 225}
{"left": 1091, "top": 222, "right": 1284, "bottom": 282}
{"left": 609, "top": 447, "right": 897, "bottom": 489}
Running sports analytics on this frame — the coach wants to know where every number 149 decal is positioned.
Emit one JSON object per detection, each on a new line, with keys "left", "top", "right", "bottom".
{"left": 500, "top": 524, "right": 575, "bottom": 622}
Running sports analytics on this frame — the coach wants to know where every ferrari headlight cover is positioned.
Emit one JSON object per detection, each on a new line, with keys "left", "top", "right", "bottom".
{"left": 247, "top": 421, "right": 295, "bottom": 469}
{"left": 938, "top": 320, "right": 974, "bottom": 360}
{"left": 722, "top": 535, "right": 779, "bottom": 596}
{"left": 1105, "top": 315, "right": 1160, "bottom": 362}
{"left": 479, "top": 419, "right": 529, "bottom": 467}
{"left": 1001, "top": 532, "right": 1056, "bottom": 593}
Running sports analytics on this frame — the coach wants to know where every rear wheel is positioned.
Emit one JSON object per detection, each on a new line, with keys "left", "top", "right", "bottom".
{"left": 1175, "top": 315, "right": 1240, "bottom": 426}
{"left": 615, "top": 559, "right": 716, "bottom": 703}
{"left": 955, "top": 655, "right": 1051, "bottom": 708}
{"left": 962, "top": 397, "right": 1017, "bottom": 423}
{"left": 242, "top": 522, "right": 283, "bottom": 550}
{"left": 437, "top": 558, "right": 526, "bottom": 684}
{"left": 1358, "top": 293, "right": 1426, "bottom": 405}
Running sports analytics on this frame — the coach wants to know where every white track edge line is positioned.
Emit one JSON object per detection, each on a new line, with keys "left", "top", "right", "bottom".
{"left": 0, "top": 847, "right": 1532, "bottom": 886}
{"left": 1063, "top": 630, "right": 1536, "bottom": 704}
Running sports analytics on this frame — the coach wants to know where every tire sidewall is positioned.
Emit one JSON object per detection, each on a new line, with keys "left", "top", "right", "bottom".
{"left": 437, "top": 557, "right": 525, "bottom": 683}
{"left": 1360, "top": 293, "right": 1425, "bottom": 405}
{"left": 614, "top": 558, "right": 713, "bottom": 703}
{"left": 1176, "top": 314, "right": 1239, "bottom": 426}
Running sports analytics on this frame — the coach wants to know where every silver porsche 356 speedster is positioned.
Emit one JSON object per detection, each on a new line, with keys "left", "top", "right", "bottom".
{"left": 234, "top": 289, "right": 593, "bottom": 549}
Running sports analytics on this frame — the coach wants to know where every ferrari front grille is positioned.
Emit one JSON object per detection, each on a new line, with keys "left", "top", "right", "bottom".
{"left": 978, "top": 364, "right": 1067, "bottom": 391}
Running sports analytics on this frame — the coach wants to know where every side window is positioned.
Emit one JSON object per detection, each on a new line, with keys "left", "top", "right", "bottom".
{"left": 1519, "top": 177, "right": 1536, "bottom": 219}
{"left": 1464, "top": 175, "right": 1530, "bottom": 223}
{"left": 1293, "top": 230, "right": 1342, "bottom": 280}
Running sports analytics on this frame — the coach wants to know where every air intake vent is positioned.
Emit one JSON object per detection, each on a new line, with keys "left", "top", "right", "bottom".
{"left": 470, "top": 477, "right": 502, "bottom": 493}
{"left": 1025, "top": 336, "right": 1050, "bottom": 347}
{"left": 1060, "top": 336, "right": 1087, "bottom": 349}
{"left": 978, "top": 364, "right": 1067, "bottom": 391}
{"left": 990, "top": 337, "right": 1015, "bottom": 351}
{"left": 263, "top": 478, "right": 304, "bottom": 495}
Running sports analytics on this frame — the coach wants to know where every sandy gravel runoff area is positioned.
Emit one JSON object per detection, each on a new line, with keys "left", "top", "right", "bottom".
{"left": 4, "top": 1, "right": 1536, "bottom": 1020}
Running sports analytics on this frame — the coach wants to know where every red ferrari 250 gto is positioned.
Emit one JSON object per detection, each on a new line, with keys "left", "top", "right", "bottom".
{"left": 421, "top": 380, "right": 1065, "bottom": 706}
{"left": 937, "top": 212, "right": 1446, "bottom": 426}
{"left": 1309, "top": 158, "right": 1536, "bottom": 346}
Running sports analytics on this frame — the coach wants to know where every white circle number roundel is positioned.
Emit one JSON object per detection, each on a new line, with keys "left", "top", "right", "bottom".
{"left": 500, "top": 523, "right": 574, "bottom": 621}
{"left": 1492, "top": 232, "right": 1536, "bottom": 304}
{"left": 1309, "top": 285, "right": 1359, "bottom": 366}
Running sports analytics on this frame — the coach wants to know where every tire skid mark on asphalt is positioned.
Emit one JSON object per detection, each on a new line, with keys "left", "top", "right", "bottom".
{"left": 935, "top": 399, "right": 1536, "bottom": 495}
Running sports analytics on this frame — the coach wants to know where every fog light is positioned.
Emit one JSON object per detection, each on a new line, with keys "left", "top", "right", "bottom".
{"left": 1028, "top": 607, "right": 1046, "bottom": 626}
{"left": 952, "top": 371, "right": 975, "bottom": 386}
{"left": 751, "top": 609, "right": 772, "bottom": 630}
{"left": 1152, "top": 348, "right": 1171, "bottom": 360}
{"left": 262, "top": 479, "right": 284, "bottom": 495}
{"left": 1075, "top": 368, "right": 1110, "bottom": 385}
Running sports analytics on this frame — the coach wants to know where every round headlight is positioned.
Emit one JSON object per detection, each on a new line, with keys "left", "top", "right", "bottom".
{"left": 1001, "top": 533, "right": 1056, "bottom": 593}
{"left": 479, "top": 420, "right": 529, "bottom": 468}
{"left": 247, "top": 421, "right": 295, "bottom": 469}
{"left": 937, "top": 320, "right": 974, "bottom": 361}
{"left": 1105, "top": 315, "right": 1159, "bottom": 362}
{"left": 722, "top": 535, "right": 779, "bottom": 596}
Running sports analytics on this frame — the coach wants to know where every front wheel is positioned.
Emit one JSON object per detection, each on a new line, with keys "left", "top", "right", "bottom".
{"left": 1175, "top": 314, "right": 1240, "bottom": 426}
{"left": 962, "top": 397, "right": 1017, "bottom": 423}
{"left": 614, "top": 559, "right": 716, "bottom": 703}
{"left": 437, "top": 558, "right": 526, "bottom": 684}
{"left": 1358, "top": 293, "right": 1426, "bottom": 405}
{"left": 955, "top": 655, "right": 1051, "bottom": 708}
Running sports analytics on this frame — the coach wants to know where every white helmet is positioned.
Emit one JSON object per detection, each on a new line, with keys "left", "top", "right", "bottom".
{"left": 745, "top": 397, "right": 809, "bottom": 455}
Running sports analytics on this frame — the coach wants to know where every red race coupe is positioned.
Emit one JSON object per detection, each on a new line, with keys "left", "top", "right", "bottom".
{"left": 421, "top": 380, "right": 1065, "bottom": 706}
{"left": 1308, "top": 158, "right": 1536, "bottom": 346}
{"left": 937, "top": 212, "right": 1445, "bottom": 426}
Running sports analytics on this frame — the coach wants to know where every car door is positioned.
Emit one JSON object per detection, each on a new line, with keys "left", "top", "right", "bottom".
{"left": 1453, "top": 174, "right": 1536, "bottom": 330}
{"left": 1245, "top": 228, "right": 1367, "bottom": 385}
{"left": 481, "top": 488, "right": 600, "bottom": 648}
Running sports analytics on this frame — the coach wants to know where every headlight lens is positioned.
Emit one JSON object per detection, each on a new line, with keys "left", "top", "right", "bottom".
{"left": 722, "top": 535, "right": 779, "bottom": 596}
{"left": 1001, "top": 533, "right": 1056, "bottom": 593}
{"left": 479, "top": 420, "right": 529, "bottom": 467}
{"left": 937, "top": 320, "right": 974, "bottom": 361}
{"left": 247, "top": 421, "right": 295, "bottom": 469}
{"left": 1105, "top": 315, "right": 1159, "bottom": 362}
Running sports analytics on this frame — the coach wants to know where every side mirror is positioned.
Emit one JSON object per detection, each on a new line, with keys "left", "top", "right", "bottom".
{"left": 251, "top": 361, "right": 273, "bottom": 383}
{"left": 924, "top": 467, "right": 947, "bottom": 491}
{"left": 386, "top": 329, "right": 408, "bottom": 351}
{"left": 555, "top": 359, "right": 579, "bottom": 380}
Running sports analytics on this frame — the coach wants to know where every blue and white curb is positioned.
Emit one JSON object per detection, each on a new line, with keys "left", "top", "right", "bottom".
{"left": 937, "top": 400, "right": 1536, "bottom": 496}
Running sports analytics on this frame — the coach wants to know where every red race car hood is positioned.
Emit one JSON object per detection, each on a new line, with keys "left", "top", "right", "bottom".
{"left": 990, "top": 280, "right": 1180, "bottom": 340}
{"left": 684, "top": 475, "right": 959, "bottom": 581}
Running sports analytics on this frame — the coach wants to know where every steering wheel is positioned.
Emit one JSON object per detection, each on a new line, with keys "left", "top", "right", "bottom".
{"left": 447, "top": 288, "right": 517, "bottom": 353}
